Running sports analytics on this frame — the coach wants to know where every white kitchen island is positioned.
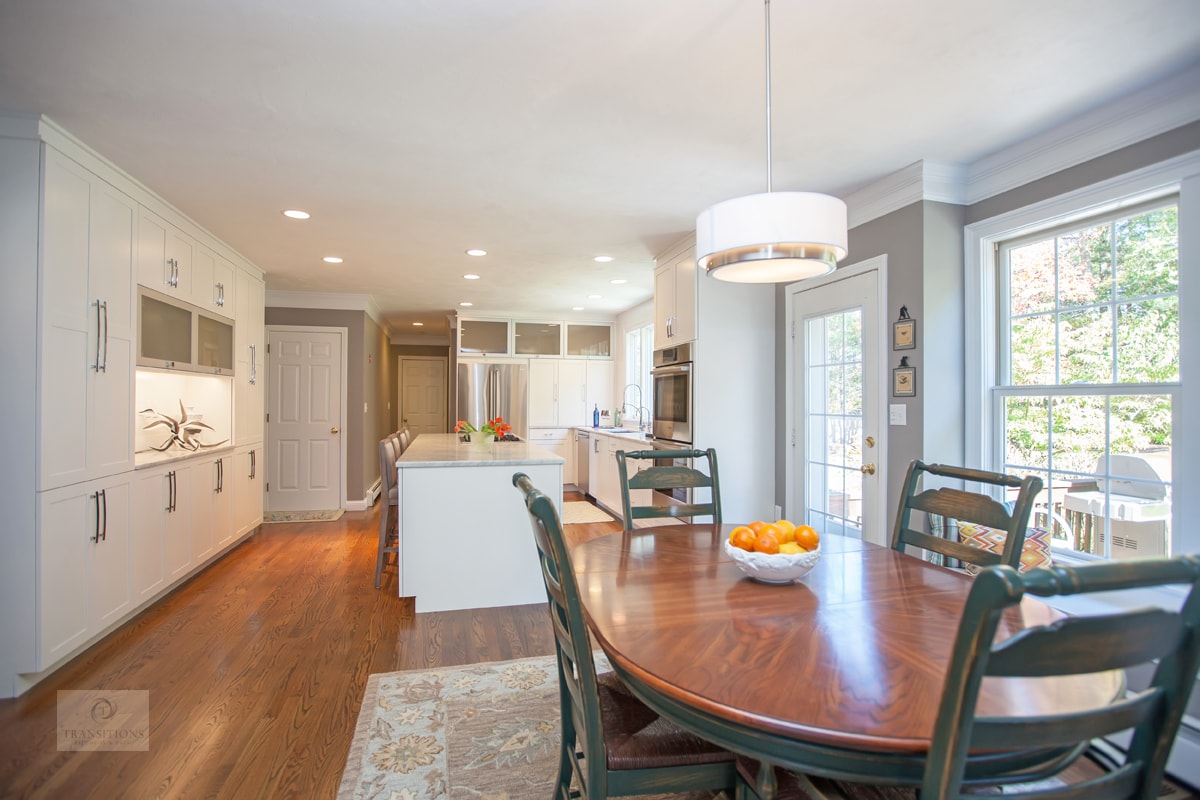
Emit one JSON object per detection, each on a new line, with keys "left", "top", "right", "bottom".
{"left": 396, "top": 433, "right": 563, "bottom": 612}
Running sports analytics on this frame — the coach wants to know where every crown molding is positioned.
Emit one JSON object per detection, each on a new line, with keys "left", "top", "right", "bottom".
{"left": 846, "top": 61, "right": 1200, "bottom": 228}
{"left": 265, "top": 289, "right": 386, "bottom": 329}
{"left": 965, "top": 61, "right": 1200, "bottom": 204}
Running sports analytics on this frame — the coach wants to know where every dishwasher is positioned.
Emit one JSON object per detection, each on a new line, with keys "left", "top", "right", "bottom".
{"left": 575, "top": 430, "right": 590, "bottom": 495}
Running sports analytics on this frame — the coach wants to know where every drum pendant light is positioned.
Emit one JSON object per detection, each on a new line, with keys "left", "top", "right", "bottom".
{"left": 696, "top": 0, "right": 847, "bottom": 283}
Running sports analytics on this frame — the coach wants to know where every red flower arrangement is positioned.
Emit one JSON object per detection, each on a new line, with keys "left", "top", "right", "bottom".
{"left": 454, "top": 416, "right": 512, "bottom": 440}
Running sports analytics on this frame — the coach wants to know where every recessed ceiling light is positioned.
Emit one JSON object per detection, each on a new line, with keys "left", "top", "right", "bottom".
{"left": 282, "top": 209, "right": 310, "bottom": 220}
{"left": 323, "top": 256, "right": 343, "bottom": 264}
{"left": 610, "top": 278, "right": 627, "bottom": 285}
{"left": 466, "top": 249, "right": 487, "bottom": 257}
{"left": 572, "top": 306, "right": 585, "bottom": 311}
{"left": 594, "top": 255, "right": 613, "bottom": 263}
{"left": 459, "top": 301, "right": 473, "bottom": 307}
{"left": 588, "top": 294, "right": 602, "bottom": 299}
{"left": 463, "top": 274, "right": 480, "bottom": 280}
{"left": 412, "top": 321, "right": 424, "bottom": 327}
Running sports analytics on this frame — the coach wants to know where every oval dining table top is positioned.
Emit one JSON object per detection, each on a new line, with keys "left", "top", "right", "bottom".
{"left": 570, "top": 524, "right": 1123, "bottom": 757}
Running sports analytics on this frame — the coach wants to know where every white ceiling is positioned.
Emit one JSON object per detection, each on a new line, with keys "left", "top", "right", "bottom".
{"left": 2, "top": 0, "right": 1198, "bottom": 339}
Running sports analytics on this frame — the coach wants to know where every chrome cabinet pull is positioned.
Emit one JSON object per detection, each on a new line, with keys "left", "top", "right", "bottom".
{"left": 249, "top": 450, "right": 256, "bottom": 479}
{"left": 92, "top": 491, "right": 102, "bottom": 542}
{"left": 100, "top": 488, "right": 107, "bottom": 541}
{"left": 93, "top": 299, "right": 103, "bottom": 371}
{"left": 249, "top": 343, "right": 257, "bottom": 385}
{"left": 167, "top": 470, "right": 176, "bottom": 512}
{"left": 217, "top": 458, "right": 223, "bottom": 493}
{"left": 100, "top": 300, "right": 108, "bottom": 372}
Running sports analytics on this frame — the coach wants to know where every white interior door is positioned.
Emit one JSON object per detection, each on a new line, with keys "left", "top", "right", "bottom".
{"left": 398, "top": 357, "right": 447, "bottom": 435}
{"left": 266, "top": 328, "right": 343, "bottom": 511}
{"left": 790, "top": 264, "right": 886, "bottom": 543}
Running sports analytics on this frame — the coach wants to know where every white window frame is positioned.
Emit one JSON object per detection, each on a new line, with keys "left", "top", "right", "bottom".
{"left": 623, "top": 322, "right": 653, "bottom": 422}
{"left": 965, "top": 151, "right": 1200, "bottom": 787}
{"left": 967, "top": 150, "right": 1199, "bottom": 564}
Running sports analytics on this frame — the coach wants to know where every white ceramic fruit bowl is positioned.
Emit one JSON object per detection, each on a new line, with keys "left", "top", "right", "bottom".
{"left": 723, "top": 539, "right": 821, "bottom": 584}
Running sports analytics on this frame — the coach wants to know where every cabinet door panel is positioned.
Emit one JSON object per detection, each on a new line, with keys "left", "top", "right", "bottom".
{"left": 234, "top": 268, "right": 265, "bottom": 445}
{"left": 672, "top": 254, "right": 697, "bottom": 342}
{"left": 87, "top": 182, "right": 136, "bottom": 476}
{"left": 37, "top": 485, "right": 91, "bottom": 667}
{"left": 130, "top": 470, "right": 165, "bottom": 601}
{"left": 528, "top": 360, "right": 559, "bottom": 427}
{"left": 38, "top": 152, "right": 92, "bottom": 489}
{"left": 137, "top": 208, "right": 171, "bottom": 291}
{"left": 89, "top": 477, "right": 132, "bottom": 631}
{"left": 558, "top": 360, "right": 587, "bottom": 426}
{"left": 164, "top": 467, "right": 192, "bottom": 579}
{"left": 191, "top": 459, "right": 216, "bottom": 564}
{"left": 586, "top": 361, "right": 613, "bottom": 422}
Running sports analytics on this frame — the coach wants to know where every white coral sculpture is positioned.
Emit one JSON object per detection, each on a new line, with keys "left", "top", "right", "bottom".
{"left": 140, "top": 400, "right": 229, "bottom": 451}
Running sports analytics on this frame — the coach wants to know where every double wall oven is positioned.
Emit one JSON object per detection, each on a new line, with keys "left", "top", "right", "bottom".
{"left": 651, "top": 342, "right": 692, "bottom": 445}
{"left": 651, "top": 342, "right": 695, "bottom": 506}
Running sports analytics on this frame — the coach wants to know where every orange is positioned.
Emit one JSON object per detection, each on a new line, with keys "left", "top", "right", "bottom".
{"left": 729, "top": 526, "right": 756, "bottom": 551}
{"left": 753, "top": 531, "right": 781, "bottom": 554}
{"left": 747, "top": 520, "right": 769, "bottom": 535}
{"left": 795, "top": 524, "right": 820, "bottom": 551}
{"left": 774, "top": 519, "right": 797, "bottom": 544}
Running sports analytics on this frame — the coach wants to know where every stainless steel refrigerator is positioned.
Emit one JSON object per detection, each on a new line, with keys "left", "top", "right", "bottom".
{"left": 456, "top": 362, "right": 529, "bottom": 440}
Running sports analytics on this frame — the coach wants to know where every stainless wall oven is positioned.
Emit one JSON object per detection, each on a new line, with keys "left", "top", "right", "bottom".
{"left": 652, "top": 342, "right": 692, "bottom": 445}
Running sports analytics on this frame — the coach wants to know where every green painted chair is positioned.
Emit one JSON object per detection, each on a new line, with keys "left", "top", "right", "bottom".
{"left": 614, "top": 448, "right": 722, "bottom": 530}
{"left": 892, "top": 460, "right": 1043, "bottom": 572}
{"left": 513, "top": 472, "right": 736, "bottom": 800}
{"left": 735, "top": 555, "right": 1200, "bottom": 800}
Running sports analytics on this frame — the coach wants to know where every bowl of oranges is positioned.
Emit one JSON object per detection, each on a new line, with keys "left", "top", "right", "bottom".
{"left": 724, "top": 519, "right": 821, "bottom": 584}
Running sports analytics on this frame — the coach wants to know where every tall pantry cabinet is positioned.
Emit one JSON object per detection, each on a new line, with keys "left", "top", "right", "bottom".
{"left": 0, "top": 116, "right": 267, "bottom": 698}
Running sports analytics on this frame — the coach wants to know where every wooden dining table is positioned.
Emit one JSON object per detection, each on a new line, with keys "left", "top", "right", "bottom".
{"left": 570, "top": 524, "right": 1124, "bottom": 786}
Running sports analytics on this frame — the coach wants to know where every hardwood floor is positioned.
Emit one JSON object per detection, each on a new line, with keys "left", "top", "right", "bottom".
{"left": 0, "top": 492, "right": 621, "bottom": 799}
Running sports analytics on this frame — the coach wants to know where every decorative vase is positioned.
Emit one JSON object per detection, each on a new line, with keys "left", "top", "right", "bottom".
{"left": 469, "top": 432, "right": 493, "bottom": 450}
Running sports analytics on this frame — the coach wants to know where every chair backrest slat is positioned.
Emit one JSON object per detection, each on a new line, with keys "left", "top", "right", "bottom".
{"left": 616, "top": 448, "right": 722, "bottom": 529}
{"left": 891, "top": 459, "right": 1042, "bottom": 571}
{"left": 920, "top": 556, "right": 1200, "bottom": 800}
{"left": 988, "top": 609, "right": 1183, "bottom": 677}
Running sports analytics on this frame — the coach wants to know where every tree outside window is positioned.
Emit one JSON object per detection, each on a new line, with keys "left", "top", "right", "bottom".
{"left": 998, "top": 201, "right": 1177, "bottom": 560}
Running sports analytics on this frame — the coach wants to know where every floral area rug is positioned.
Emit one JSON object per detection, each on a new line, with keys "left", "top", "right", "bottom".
{"left": 561, "top": 501, "right": 615, "bottom": 524}
{"left": 337, "top": 653, "right": 722, "bottom": 800}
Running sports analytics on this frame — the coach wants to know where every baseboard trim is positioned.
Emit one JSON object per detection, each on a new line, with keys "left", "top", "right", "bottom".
{"left": 346, "top": 481, "right": 380, "bottom": 512}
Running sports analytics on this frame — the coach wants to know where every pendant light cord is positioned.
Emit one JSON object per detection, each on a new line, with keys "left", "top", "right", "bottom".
{"left": 764, "top": 0, "right": 773, "bottom": 193}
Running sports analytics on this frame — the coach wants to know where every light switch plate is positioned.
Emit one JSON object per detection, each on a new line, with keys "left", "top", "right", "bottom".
{"left": 889, "top": 404, "right": 907, "bottom": 426}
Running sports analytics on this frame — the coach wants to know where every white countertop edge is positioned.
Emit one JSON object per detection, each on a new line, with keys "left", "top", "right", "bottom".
{"left": 397, "top": 433, "right": 565, "bottom": 468}
{"left": 135, "top": 443, "right": 236, "bottom": 469}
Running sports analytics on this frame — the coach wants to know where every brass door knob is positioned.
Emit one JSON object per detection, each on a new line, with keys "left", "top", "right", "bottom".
{"left": 331, "top": 426, "right": 340, "bottom": 434}
{"left": 865, "top": 436, "right": 875, "bottom": 448}
{"left": 860, "top": 463, "right": 876, "bottom": 475}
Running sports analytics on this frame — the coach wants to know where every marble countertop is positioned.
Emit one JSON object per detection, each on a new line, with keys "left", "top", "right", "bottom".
{"left": 135, "top": 443, "right": 236, "bottom": 469}
{"left": 398, "top": 433, "right": 564, "bottom": 468}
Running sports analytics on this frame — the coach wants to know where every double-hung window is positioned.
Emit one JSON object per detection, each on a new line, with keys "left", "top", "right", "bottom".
{"left": 993, "top": 201, "right": 1180, "bottom": 561}
{"left": 624, "top": 323, "right": 654, "bottom": 423}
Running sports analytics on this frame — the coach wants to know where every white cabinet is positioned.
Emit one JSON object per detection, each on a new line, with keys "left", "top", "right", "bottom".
{"left": 37, "top": 472, "right": 133, "bottom": 669}
{"left": 527, "top": 428, "right": 575, "bottom": 486}
{"left": 39, "top": 148, "right": 137, "bottom": 491}
{"left": 234, "top": 267, "right": 265, "bottom": 445}
{"left": 654, "top": 249, "right": 697, "bottom": 344}
{"left": 192, "top": 244, "right": 235, "bottom": 319}
{"left": 190, "top": 454, "right": 233, "bottom": 564}
{"left": 130, "top": 469, "right": 165, "bottom": 602}
{"left": 138, "top": 207, "right": 194, "bottom": 301}
{"left": 529, "top": 359, "right": 590, "bottom": 427}
{"left": 232, "top": 445, "right": 263, "bottom": 541}
{"left": 586, "top": 361, "right": 613, "bottom": 420}
{"left": 585, "top": 431, "right": 653, "bottom": 519}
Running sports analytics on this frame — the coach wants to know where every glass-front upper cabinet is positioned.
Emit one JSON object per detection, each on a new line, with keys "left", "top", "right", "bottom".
{"left": 514, "top": 322, "right": 562, "bottom": 356}
{"left": 566, "top": 323, "right": 612, "bottom": 357}
{"left": 459, "top": 319, "right": 510, "bottom": 355}
{"left": 138, "top": 287, "right": 234, "bottom": 375}
{"left": 197, "top": 313, "right": 235, "bottom": 373}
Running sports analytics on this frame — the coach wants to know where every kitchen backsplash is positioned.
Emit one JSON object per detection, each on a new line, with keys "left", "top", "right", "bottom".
{"left": 135, "top": 370, "right": 233, "bottom": 454}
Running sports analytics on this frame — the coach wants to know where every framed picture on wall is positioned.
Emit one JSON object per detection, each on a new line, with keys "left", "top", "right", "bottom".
{"left": 893, "top": 363, "right": 916, "bottom": 397}
{"left": 893, "top": 318, "right": 916, "bottom": 350}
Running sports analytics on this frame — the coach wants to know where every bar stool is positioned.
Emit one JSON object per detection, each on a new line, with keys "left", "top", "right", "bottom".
{"left": 375, "top": 436, "right": 401, "bottom": 588}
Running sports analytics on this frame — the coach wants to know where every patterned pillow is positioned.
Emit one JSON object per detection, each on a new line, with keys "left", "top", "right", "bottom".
{"left": 957, "top": 522, "right": 1052, "bottom": 574}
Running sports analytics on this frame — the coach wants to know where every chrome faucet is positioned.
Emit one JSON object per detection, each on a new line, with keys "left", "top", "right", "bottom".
{"left": 622, "top": 384, "right": 651, "bottom": 433}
